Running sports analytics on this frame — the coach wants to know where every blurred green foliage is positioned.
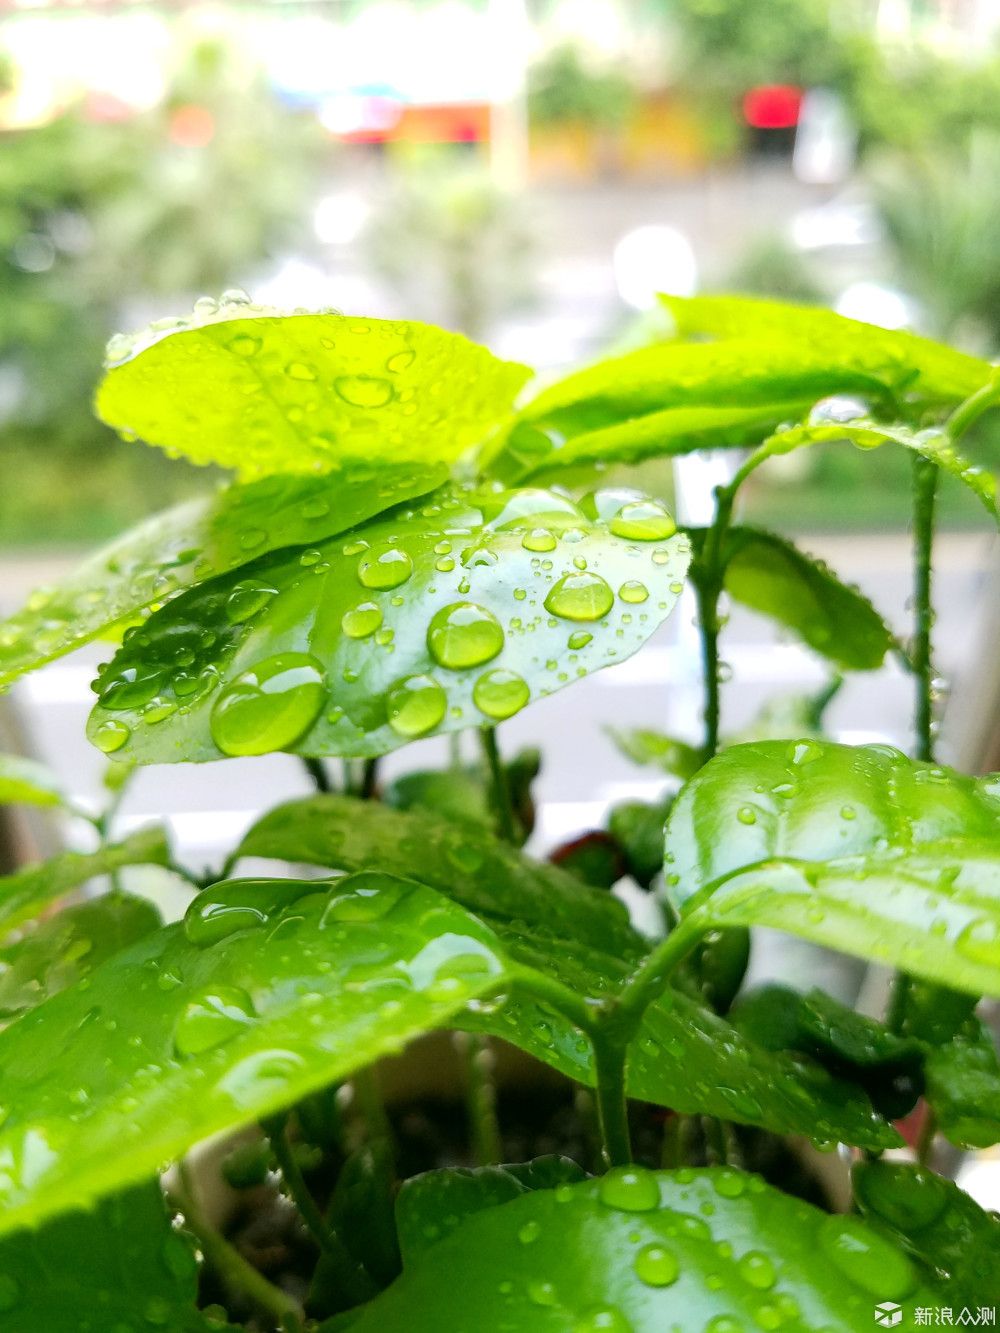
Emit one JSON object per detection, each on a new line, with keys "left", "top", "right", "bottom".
{"left": 528, "top": 45, "right": 637, "bottom": 133}
{"left": 0, "top": 39, "right": 328, "bottom": 547}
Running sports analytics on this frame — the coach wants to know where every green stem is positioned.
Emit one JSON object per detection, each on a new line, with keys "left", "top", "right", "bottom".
{"left": 456, "top": 1033, "right": 503, "bottom": 1165}
{"left": 171, "top": 1160, "right": 304, "bottom": 1330}
{"left": 302, "top": 757, "right": 332, "bottom": 794}
{"left": 480, "top": 726, "right": 516, "bottom": 842}
{"left": 885, "top": 969, "right": 911, "bottom": 1035}
{"left": 352, "top": 1065, "right": 395, "bottom": 1152}
{"left": 589, "top": 1022, "right": 633, "bottom": 1167}
{"left": 360, "top": 757, "right": 379, "bottom": 801}
{"left": 265, "top": 1117, "right": 375, "bottom": 1306}
{"left": 911, "top": 454, "right": 938, "bottom": 763}
{"left": 616, "top": 914, "right": 707, "bottom": 1031}
{"left": 916, "top": 1105, "right": 938, "bottom": 1168}
{"left": 945, "top": 368, "right": 1000, "bottom": 441}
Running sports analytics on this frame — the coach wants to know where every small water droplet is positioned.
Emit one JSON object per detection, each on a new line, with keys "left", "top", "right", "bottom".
{"left": 226, "top": 579, "right": 278, "bottom": 624}
{"left": 428, "top": 602, "right": 504, "bottom": 670}
{"left": 738, "top": 1251, "right": 776, "bottom": 1290}
{"left": 228, "top": 334, "right": 260, "bottom": 356}
{"left": 472, "top": 669, "right": 530, "bottom": 720}
{"left": 387, "top": 349, "right": 416, "bottom": 372}
{"left": 174, "top": 986, "right": 256, "bottom": 1057}
{"left": 522, "top": 529, "right": 557, "bottom": 552}
{"left": 335, "top": 375, "right": 393, "bottom": 408}
{"left": 386, "top": 675, "right": 447, "bottom": 737}
{"left": 210, "top": 653, "right": 326, "bottom": 756}
{"left": 619, "top": 580, "right": 648, "bottom": 604}
{"left": 737, "top": 806, "right": 757, "bottom": 826}
{"left": 358, "top": 546, "right": 413, "bottom": 590}
{"left": 527, "top": 1280, "right": 558, "bottom": 1307}
{"left": 286, "top": 361, "right": 317, "bottom": 381}
{"left": 342, "top": 602, "right": 384, "bottom": 639}
{"left": 598, "top": 1165, "right": 660, "bottom": 1212}
{"left": 519, "top": 1220, "right": 541, "bottom": 1244}
{"left": 94, "top": 720, "right": 130, "bottom": 753}
{"left": 545, "top": 572, "right": 614, "bottom": 622}
{"left": 610, "top": 500, "right": 676, "bottom": 542}
{"left": 574, "top": 1307, "right": 632, "bottom": 1333}
{"left": 634, "top": 1242, "right": 679, "bottom": 1287}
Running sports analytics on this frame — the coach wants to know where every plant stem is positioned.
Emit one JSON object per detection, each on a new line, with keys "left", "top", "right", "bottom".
{"left": 360, "top": 757, "right": 379, "bottom": 801}
{"left": 265, "top": 1117, "right": 375, "bottom": 1306}
{"left": 885, "top": 969, "right": 911, "bottom": 1035}
{"left": 911, "top": 454, "right": 938, "bottom": 762}
{"left": 455, "top": 1032, "right": 503, "bottom": 1164}
{"left": 480, "top": 726, "right": 516, "bottom": 842}
{"left": 916, "top": 1105, "right": 938, "bottom": 1168}
{"left": 589, "top": 1023, "right": 633, "bottom": 1167}
{"left": 171, "top": 1160, "right": 304, "bottom": 1330}
{"left": 945, "top": 369, "right": 1000, "bottom": 441}
{"left": 302, "top": 757, "right": 331, "bottom": 793}
{"left": 352, "top": 1065, "right": 394, "bottom": 1151}
{"left": 616, "top": 914, "right": 707, "bottom": 1031}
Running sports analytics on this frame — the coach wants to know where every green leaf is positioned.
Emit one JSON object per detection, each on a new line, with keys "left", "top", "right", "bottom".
{"left": 85, "top": 485, "right": 690, "bottom": 764}
{"left": 343, "top": 1168, "right": 945, "bottom": 1332}
{"left": 607, "top": 729, "right": 701, "bottom": 779}
{"left": 0, "top": 825, "right": 170, "bottom": 934}
{"left": 513, "top": 402, "right": 809, "bottom": 479}
{"left": 383, "top": 745, "right": 540, "bottom": 844}
{"left": 238, "top": 796, "right": 899, "bottom": 1148}
{"left": 0, "top": 1180, "right": 210, "bottom": 1333}
{"left": 754, "top": 419, "right": 997, "bottom": 518}
{"left": 660, "top": 293, "right": 993, "bottom": 405}
{"left": 854, "top": 1159, "right": 1000, "bottom": 1306}
{"left": 396, "top": 1157, "right": 588, "bottom": 1265}
{"left": 0, "top": 462, "right": 445, "bottom": 688}
{"left": 327, "top": 1141, "right": 401, "bottom": 1288}
{"left": 713, "top": 527, "right": 893, "bottom": 671}
{"left": 235, "top": 793, "right": 640, "bottom": 961}
{"left": 0, "top": 753, "right": 66, "bottom": 809}
{"left": 607, "top": 797, "right": 675, "bottom": 889}
{"left": 0, "top": 893, "right": 161, "bottom": 1018}
{"left": 899, "top": 979, "right": 978, "bottom": 1046}
{"left": 0, "top": 870, "right": 513, "bottom": 1236}
{"left": 469, "top": 918, "right": 898, "bottom": 1149}
{"left": 97, "top": 307, "right": 530, "bottom": 477}
{"left": 664, "top": 740, "right": 1000, "bottom": 998}
{"left": 924, "top": 1019, "right": 1000, "bottom": 1149}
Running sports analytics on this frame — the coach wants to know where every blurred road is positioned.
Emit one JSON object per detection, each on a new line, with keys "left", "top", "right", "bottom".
{"left": 1, "top": 530, "right": 994, "bottom": 882}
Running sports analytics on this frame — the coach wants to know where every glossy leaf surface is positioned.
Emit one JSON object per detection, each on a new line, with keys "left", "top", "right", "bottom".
{"left": 665, "top": 741, "right": 1000, "bottom": 998}
{"left": 0, "top": 825, "right": 170, "bottom": 933}
{"left": 0, "top": 893, "right": 161, "bottom": 1018}
{"left": 97, "top": 307, "right": 530, "bottom": 477}
{"left": 0, "top": 462, "right": 444, "bottom": 688}
{"left": 86, "top": 486, "right": 690, "bottom": 763}
{"left": 345, "top": 1168, "right": 943, "bottom": 1332}
{"left": 715, "top": 527, "right": 893, "bottom": 670}
{"left": 607, "top": 728, "right": 701, "bottom": 779}
{"left": 0, "top": 753, "right": 66, "bottom": 808}
{"left": 755, "top": 419, "right": 997, "bottom": 518}
{"left": 660, "top": 293, "right": 992, "bottom": 405}
{"left": 236, "top": 793, "right": 641, "bottom": 960}
{"left": 0, "top": 871, "right": 510, "bottom": 1235}
{"left": 0, "top": 1180, "right": 210, "bottom": 1333}
{"left": 924, "top": 1019, "right": 1000, "bottom": 1149}
{"left": 854, "top": 1160, "right": 1000, "bottom": 1306}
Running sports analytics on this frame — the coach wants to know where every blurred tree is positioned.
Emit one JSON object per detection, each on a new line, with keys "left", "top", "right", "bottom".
{"left": 528, "top": 45, "right": 637, "bottom": 133}
{"left": 719, "top": 235, "right": 826, "bottom": 305}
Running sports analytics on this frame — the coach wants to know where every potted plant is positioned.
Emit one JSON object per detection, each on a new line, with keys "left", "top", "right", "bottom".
{"left": 0, "top": 291, "right": 997, "bottom": 1330}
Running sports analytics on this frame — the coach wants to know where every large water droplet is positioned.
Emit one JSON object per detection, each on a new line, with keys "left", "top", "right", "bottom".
{"left": 99, "top": 667, "right": 165, "bottom": 711}
{"left": 210, "top": 654, "right": 326, "bottom": 756}
{"left": 386, "top": 675, "right": 447, "bottom": 737}
{"left": 342, "top": 602, "right": 384, "bottom": 639}
{"left": 618, "top": 580, "right": 648, "bottom": 604}
{"left": 545, "top": 572, "right": 614, "bottom": 622}
{"left": 428, "top": 602, "right": 504, "bottom": 670}
{"left": 358, "top": 546, "right": 412, "bottom": 590}
{"left": 473, "top": 669, "right": 530, "bottom": 720}
{"left": 184, "top": 878, "right": 317, "bottom": 947}
{"left": 217, "top": 1048, "right": 305, "bottom": 1110}
{"left": 174, "top": 985, "right": 256, "bottom": 1056}
{"left": 522, "top": 529, "right": 557, "bottom": 552}
{"left": 818, "top": 1215, "right": 917, "bottom": 1299}
{"left": 738, "top": 1251, "right": 776, "bottom": 1290}
{"left": 94, "top": 720, "right": 131, "bottom": 753}
{"left": 634, "top": 1242, "right": 679, "bottom": 1287}
{"left": 225, "top": 579, "right": 278, "bottom": 624}
{"left": 386, "top": 349, "right": 416, "bottom": 372}
{"left": 610, "top": 500, "right": 676, "bottom": 541}
{"left": 598, "top": 1165, "right": 660, "bottom": 1212}
{"left": 321, "top": 872, "right": 412, "bottom": 923}
{"left": 335, "top": 375, "right": 393, "bottom": 408}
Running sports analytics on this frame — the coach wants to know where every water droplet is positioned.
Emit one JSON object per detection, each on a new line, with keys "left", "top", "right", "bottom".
{"left": 738, "top": 1252, "right": 776, "bottom": 1290}
{"left": 705, "top": 1318, "right": 742, "bottom": 1333}
{"left": 598, "top": 1165, "right": 660, "bottom": 1212}
{"left": 523, "top": 529, "right": 557, "bottom": 552}
{"left": 840, "top": 805, "right": 856, "bottom": 820}
{"left": 473, "top": 669, "right": 530, "bottom": 720}
{"left": 545, "top": 572, "right": 614, "bottom": 622}
{"left": 788, "top": 739, "right": 823, "bottom": 765}
{"left": 286, "top": 361, "right": 317, "bottom": 380}
{"left": 387, "top": 349, "right": 415, "bottom": 372}
{"left": 358, "top": 546, "right": 412, "bottom": 590}
{"left": 386, "top": 675, "right": 447, "bottom": 737}
{"left": 436, "top": 556, "right": 455, "bottom": 572}
{"left": 94, "top": 720, "right": 130, "bottom": 753}
{"left": 527, "top": 1280, "right": 558, "bottom": 1306}
{"left": 301, "top": 496, "right": 330, "bottom": 519}
{"left": 210, "top": 653, "right": 326, "bottom": 756}
{"left": 217, "top": 1048, "right": 305, "bottom": 1110}
{"left": 144, "top": 1295, "right": 173, "bottom": 1326}
{"left": 610, "top": 500, "right": 676, "bottom": 541}
{"left": 174, "top": 986, "right": 256, "bottom": 1057}
{"left": 99, "top": 667, "right": 165, "bottom": 711}
{"left": 574, "top": 1308, "right": 632, "bottom": 1333}
{"left": 184, "top": 878, "right": 316, "bottom": 947}
{"left": 428, "top": 602, "right": 504, "bottom": 670}
{"left": 713, "top": 1169, "right": 748, "bottom": 1198}
{"left": 335, "top": 375, "right": 393, "bottom": 408}
{"left": 737, "top": 806, "right": 757, "bottom": 826}
{"left": 342, "top": 602, "right": 383, "bottom": 639}
{"left": 519, "top": 1220, "right": 541, "bottom": 1244}
{"left": 619, "top": 580, "right": 648, "bottom": 604}
{"left": 321, "top": 872, "right": 411, "bottom": 923}
{"left": 225, "top": 579, "right": 278, "bottom": 624}
{"left": 566, "top": 631, "right": 592, "bottom": 650}
{"left": 229, "top": 334, "right": 260, "bottom": 357}
{"left": 220, "top": 287, "right": 252, "bottom": 305}
{"left": 634, "top": 1242, "right": 679, "bottom": 1287}
{"left": 956, "top": 917, "right": 1000, "bottom": 966}
{"left": 817, "top": 1214, "right": 917, "bottom": 1299}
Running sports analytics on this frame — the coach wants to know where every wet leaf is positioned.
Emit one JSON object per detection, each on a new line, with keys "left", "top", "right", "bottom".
{"left": 924, "top": 1019, "right": 1000, "bottom": 1149}
{"left": 396, "top": 1157, "right": 588, "bottom": 1264}
{"left": 0, "top": 1180, "right": 213, "bottom": 1333}
{"left": 85, "top": 486, "right": 690, "bottom": 764}
{"left": 0, "top": 825, "right": 170, "bottom": 934}
{"left": 0, "top": 463, "right": 445, "bottom": 688}
{"left": 0, "top": 870, "right": 512, "bottom": 1236}
{"left": 665, "top": 741, "right": 1000, "bottom": 998}
{"left": 660, "top": 293, "right": 992, "bottom": 405}
{"left": 236, "top": 793, "right": 641, "bottom": 961}
{"left": 97, "top": 307, "right": 530, "bottom": 478}
{"left": 606, "top": 729, "right": 701, "bottom": 780}
{"left": 710, "top": 527, "right": 893, "bottom": 671}
{"left": 342, "top": 1168, "right": 945, "bottom": 1332}
{"left": 0, "top": 893, "right": 161, "bottom": 1018}
{"left": 854, "top": 1159, "right": 1000, "bottom": 1305}
{"left": 326, "top": 1140, "right": 401, "bottom": 1289}
{"left": 0, "top": 753, "right": 66, "bottom": 809}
